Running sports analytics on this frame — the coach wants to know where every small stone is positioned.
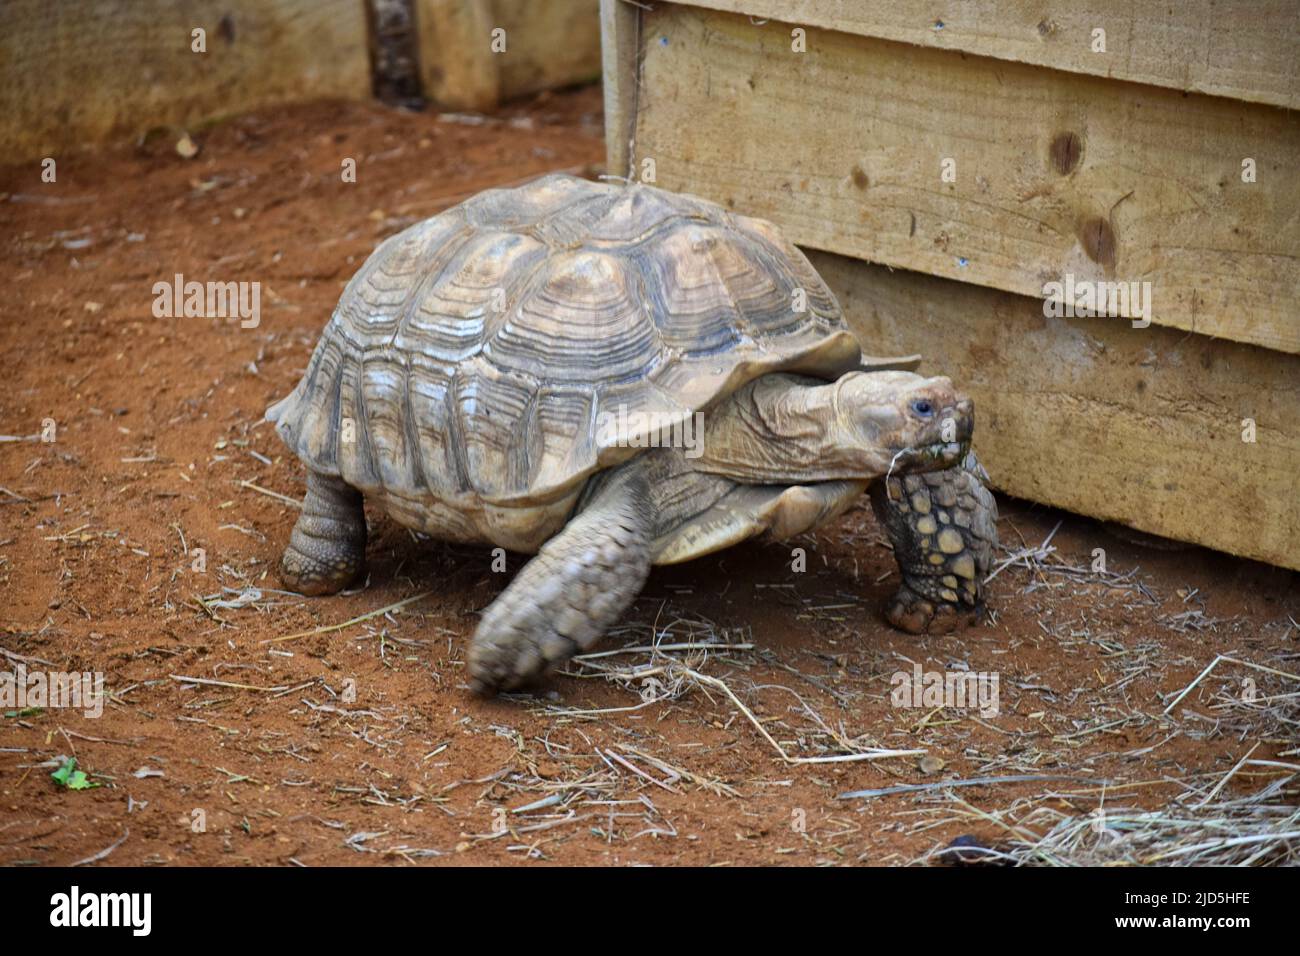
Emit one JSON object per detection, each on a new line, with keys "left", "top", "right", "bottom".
{"left": 919, "top": 755, "right": 944, "bottom": 774}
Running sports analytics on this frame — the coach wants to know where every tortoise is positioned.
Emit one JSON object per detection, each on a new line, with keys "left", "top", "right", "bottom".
{"left": 266, "top": 173, "right": 998, "bottom": 694}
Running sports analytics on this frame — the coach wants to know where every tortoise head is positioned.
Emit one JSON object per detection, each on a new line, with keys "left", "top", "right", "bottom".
{"left": 831, "top": 370, "right": 973, "bottom": 474}
{"left": 691, "top": 370, "right": 974, "bottom": 484}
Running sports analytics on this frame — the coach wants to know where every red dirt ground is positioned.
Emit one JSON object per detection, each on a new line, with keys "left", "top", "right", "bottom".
{"left": 1, "top": 86, "right": 1296, "bottom": 866}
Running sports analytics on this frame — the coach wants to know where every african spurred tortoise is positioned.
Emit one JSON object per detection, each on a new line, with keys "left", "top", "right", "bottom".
{"left": 266, "top": 174, "right": 998, "bottom": 693}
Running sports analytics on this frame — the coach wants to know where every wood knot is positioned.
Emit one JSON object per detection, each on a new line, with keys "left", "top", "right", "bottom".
{"left": 1049, "top": 131, "right": 1082, "bottom": 174}
{"left": 1080, "top": 217, "right": 1117, "bottom": 269}
{"left": 850, "top": 165, "right": 869, "bottom": 190}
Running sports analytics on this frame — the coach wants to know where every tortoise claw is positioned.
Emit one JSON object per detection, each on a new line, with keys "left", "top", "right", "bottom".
{"left": 885, "top": 584, "right": 982, "bottom": 635}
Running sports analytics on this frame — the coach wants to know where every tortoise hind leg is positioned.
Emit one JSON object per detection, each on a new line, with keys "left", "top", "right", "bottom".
{"left": 280, "top": 471, "right": 367, "bottom": 596}
{"left": 869, "top": 451, "right": 998, "bottom": 633}
{"left": 468, "top": 465, "right": 655, "bottom": 695}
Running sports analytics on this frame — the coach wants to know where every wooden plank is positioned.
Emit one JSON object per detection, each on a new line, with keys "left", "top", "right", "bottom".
{"left": 629, "top": 5, "right": 1300, "bottom": 354}
{"left": 811, "top": 250, "right": 1300, "bottom": 572}
{"left": 414, "top": 0, "right": 602, "bottom": 110}
{"left": 0, "top": 0, "right": 371, "bottom": 163}
{"left": 600, "top": 0, "right": 642, "bottom": 180}
{"left": 414, "top": 0, "right": 501, "bottom": 110}
{"left": 687, "top": 0, "right": 1300, "bottom": 110}
{"left": 494, "top": 0, "right": 602, "bottom": 100}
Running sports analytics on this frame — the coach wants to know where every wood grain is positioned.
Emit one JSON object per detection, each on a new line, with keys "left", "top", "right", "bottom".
{"left": 630, "top": 5, "right": 1300, "bottom": 353}
{"left": 0, "top": 0, "right": 371, "bottom": 162}
{"left": 687, "top": 0, "right": 1300, "bottom": 110}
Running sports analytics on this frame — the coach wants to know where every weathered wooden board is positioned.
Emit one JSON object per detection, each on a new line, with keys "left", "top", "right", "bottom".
{"left": 416, "top": 0, "right": 601, "bottom": 110}
{"left": 0, "top": 0, "right": 371, "bottom": 163}
{"left": 811, "top": 250, "right": 1300, "bottom": 571}
{"left": 627, "top": 5, "right": 1300, "bottom": 354}
{"left": 495, "top": 0, "right": 602, "bottom": 99}
{"left": 687, "top": 0, "right": 1300, "bottom": 110}
{"left": 415, "top": 0, "right": 501, "bottom": 110}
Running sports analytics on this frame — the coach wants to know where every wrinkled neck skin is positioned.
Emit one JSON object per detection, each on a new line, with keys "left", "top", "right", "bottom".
{"left": 694, "top": 371, "right": 963, "bottom": 484}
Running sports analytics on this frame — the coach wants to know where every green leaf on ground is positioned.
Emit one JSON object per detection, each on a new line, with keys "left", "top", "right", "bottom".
{"left": 51, "top": 757, "right": 100, "bottom": 791}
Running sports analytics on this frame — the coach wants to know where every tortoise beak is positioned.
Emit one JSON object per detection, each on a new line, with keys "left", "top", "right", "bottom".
{"left": 952, "top": 397, "right": 974, "bottom": 441}
{"left": 914, "top": 395, "right": 973, "bottom": 468}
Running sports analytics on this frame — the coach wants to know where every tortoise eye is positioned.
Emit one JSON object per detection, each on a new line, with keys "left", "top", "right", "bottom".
{"left": 910, "top": 399, "right": 935, "bottom": 418}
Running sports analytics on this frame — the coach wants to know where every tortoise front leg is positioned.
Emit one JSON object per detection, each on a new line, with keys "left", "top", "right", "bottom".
{"left": 280, "top": 471, "right": 367, "bottom": 596}
{"left": 869, "top": 451, "right": 998, "bottom": 634}
{"left": 468, "top": 465, "right": 654, "bottom": 695}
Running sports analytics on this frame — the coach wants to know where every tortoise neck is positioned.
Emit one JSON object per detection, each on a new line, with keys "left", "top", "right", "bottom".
{"left": 691, "top": 373, "right": 896, "bottom": 483}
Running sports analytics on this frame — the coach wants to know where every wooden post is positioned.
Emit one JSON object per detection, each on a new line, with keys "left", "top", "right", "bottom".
{"left": 413, "top": 0, "right": 501, "bottom": 110}
{"left": 600, "top": 0, "right": 641, "bottom": 179}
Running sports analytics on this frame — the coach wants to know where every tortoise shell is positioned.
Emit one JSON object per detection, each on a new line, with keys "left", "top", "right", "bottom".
{"left": 267, "top": 174, "right": 863, "bottom": 550}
